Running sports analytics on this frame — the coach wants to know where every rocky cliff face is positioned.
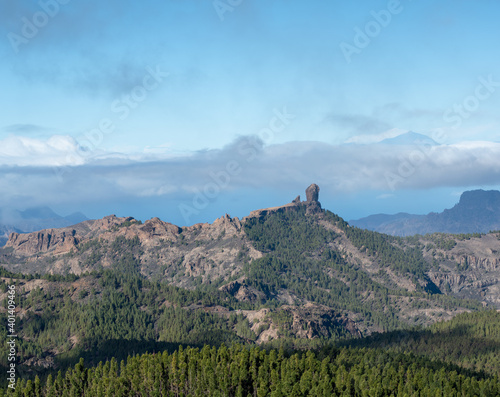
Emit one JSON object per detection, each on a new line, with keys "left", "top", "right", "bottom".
{"left": 2, "top": 211, "right": 261, "bottom": 287}
{"left": 246, "top": 184, "right": 322, "bottom": 219}
{"left": 5, "top": 214, "right": 243, "bottom": 254}
{"left": 8, "top": 229, "right": 80, "bottom": 256}
{"left": 245, "top": 203, "right": 301, "bottom": 219}
{"left": 6, "top": 215, "right": 130, "bottom": 255}
{"left": 306, "top": 183, "right": 320, "bottom": 202}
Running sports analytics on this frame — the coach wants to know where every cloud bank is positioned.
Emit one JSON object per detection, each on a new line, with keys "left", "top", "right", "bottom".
{"left": 1, "top": 135, "right": 500, "bottom": 216}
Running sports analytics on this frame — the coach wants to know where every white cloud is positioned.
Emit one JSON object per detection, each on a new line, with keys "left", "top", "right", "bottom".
{"left": 0, "top": 135, "right": 84, "bottom": 166}
{"left": 451, "top": 140, "right": 499, "bottom": 150}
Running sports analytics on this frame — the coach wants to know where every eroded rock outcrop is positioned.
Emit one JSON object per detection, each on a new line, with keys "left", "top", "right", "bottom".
{"left": 258, "top": 303, "right": 361, "bottom": 342}
{"left": 6, "top": 215, "right": 145, "bottom": 255}
{"left": 219, "top": 280, "right": 266, "bottom": 303}
{"left": 286, "top": 303, "right": 361, "bottom": 339}
{"left": 306, "top": 183, "right": 320, "bottom": 202}
{"left": 245, "top": 184, "right": 323, "bottom": 219}
{"left": 456, "top": 255, "right": 500, "bottom": 271}
{"left": 139, "top": 218, "right": 181, "bottom": 242}
{"left": 428, "top": 272, "right": 467, "bottom": 292}
{"left": 246, "top": 203, "right": 300, "bottom": 219}
{"left": 7, "top": 229, "right": 79, "bottom": 256}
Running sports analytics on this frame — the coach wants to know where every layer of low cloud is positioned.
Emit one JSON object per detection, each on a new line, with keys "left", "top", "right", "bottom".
{"left": 1, "top": 135, "right": 500, "bottom": 215}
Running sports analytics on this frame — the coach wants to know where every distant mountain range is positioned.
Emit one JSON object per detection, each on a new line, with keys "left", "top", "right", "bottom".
{"left": 350, "top": 189, "right": 500, "bottom": 236}
{"left": 0, "top": 207, "right": 88, "bottom": 246}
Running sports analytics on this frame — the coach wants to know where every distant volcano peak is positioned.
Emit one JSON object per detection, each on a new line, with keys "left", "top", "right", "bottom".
{"left": 378, "top": 131, "right": 439, "bottom": 146}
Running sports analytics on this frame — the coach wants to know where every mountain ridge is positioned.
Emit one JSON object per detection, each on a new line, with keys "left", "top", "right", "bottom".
{"left": 351, "top": 189, "right": 500, "bottom": 236}
{"left": 2, "top": 184, "right": 500, "bottom": 380}
{"left": 0, "top": 206, "right": 88, "bottom": 247}
{"left": 2, "top": 185, "right": 499, "bottom": 321}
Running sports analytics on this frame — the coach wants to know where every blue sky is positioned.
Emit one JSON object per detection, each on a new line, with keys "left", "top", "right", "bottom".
{"left": 1, "top": 0, "right": 500, "bottom": 226}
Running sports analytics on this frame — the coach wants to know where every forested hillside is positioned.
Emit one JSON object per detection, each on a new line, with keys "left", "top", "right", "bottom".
{"left": 242, "top": 206, "right": 480, "bottom": 333}
{"left": 1, "top": 195, "right": 500, "bottom": 393}
{"left": 3, "top": 340, "right": 500, "bottom": 396}
{"left": 344, "top": 310, "right": 500, "bottom": 376}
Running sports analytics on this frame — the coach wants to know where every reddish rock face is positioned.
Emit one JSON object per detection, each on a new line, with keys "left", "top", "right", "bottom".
{"left": 306, "top": 184, "right": 320, "bottom": 202}
{"left": 5, "top": 215, "right": 132, "bottom": 255}
{"left": 7, "top": 229, "right": 79, "bottom": 255}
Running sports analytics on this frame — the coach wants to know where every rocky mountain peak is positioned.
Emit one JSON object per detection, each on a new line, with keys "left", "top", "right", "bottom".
{"left": 457, "top": 189, "right": 500, "bottom": 210}
{"left": 246, "top": 184, "right": 322, "bottom": 219}
{"left": 140, "top": 217, "right": 181, "bottom": 242}
{"left": 306, "top": 183, "right": 320, "bottom": 202}
{"left": 211, "top": 214, "right": 242, "bottom": 236}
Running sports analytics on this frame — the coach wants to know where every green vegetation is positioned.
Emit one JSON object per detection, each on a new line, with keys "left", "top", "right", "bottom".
{"left": 344, "top": 310, "right": 500, "bottom": 377}
{"left": 120, "top": 219, "right": 143, "bottom": 228}
{"left": 108, "top": 219, "right": 143, "bottom": 232}
{"left": 243, "top": 208, "right": 400, "bottom": 331}
{"left": 326, "top": 212, "right": 429, "bottom": 278}
{"left": 0, "top": 266, "right": 253, "bottom": 384}
{"left": 421, "top": 233, "right": 457, "bottom": 250}
{"left": 3, "top": 343, "right": 500, "bottom": 396}
{"left": 242, "top": 208, "right": 478, "bottom": 331}
{"left": 1, "top": 210, "right": 499, "bottom": 394}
